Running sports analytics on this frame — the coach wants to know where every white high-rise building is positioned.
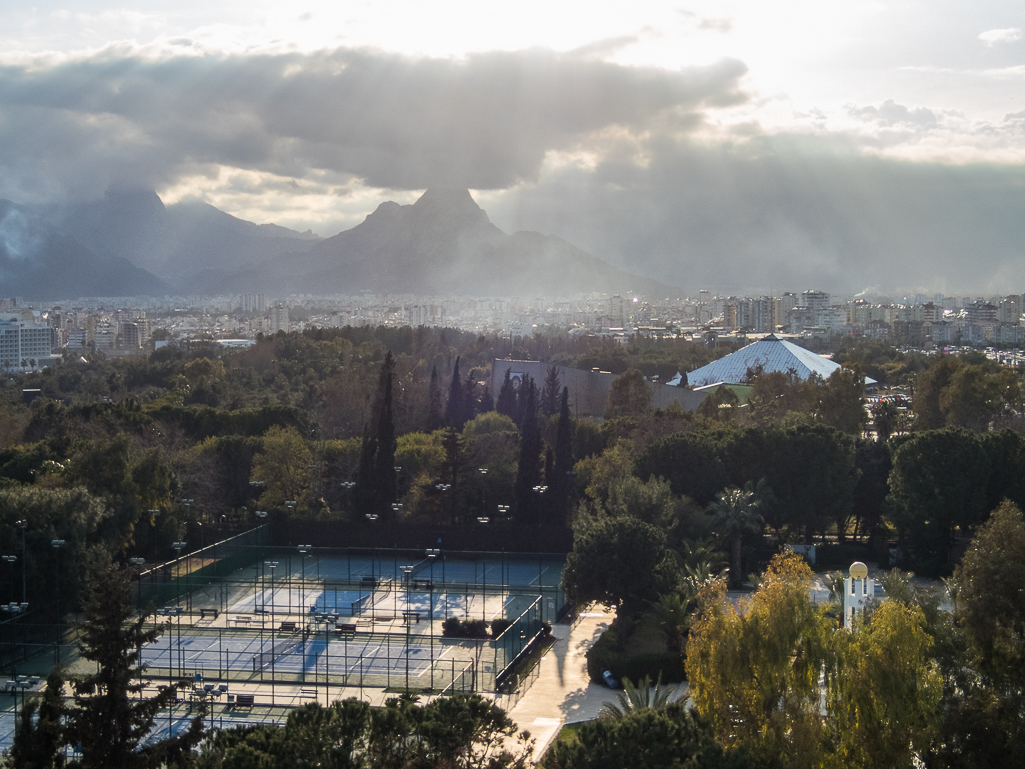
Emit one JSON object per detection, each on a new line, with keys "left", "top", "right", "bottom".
{"left": 269, "top": 305, "right": 289, "bottom": 333}
{"left": 0, "top": 314, "right": 59, "bottom": 370}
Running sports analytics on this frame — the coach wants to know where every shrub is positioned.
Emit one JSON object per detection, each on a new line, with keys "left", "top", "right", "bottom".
{"left": 442, "top": 617, "right": 491, "bottom": 639}
{"left": 585, "top": 628, "right": 686, "bottom": 684}
{"left": 491, "top": 618, "right": 513, "bottom": 638}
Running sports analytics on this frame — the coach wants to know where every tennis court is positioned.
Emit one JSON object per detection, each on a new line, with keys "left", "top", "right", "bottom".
{"left": 133, "top": 545, "right": 568, "bottom": 695}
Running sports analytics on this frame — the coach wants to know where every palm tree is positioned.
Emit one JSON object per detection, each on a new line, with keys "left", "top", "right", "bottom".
{"left": 643, "top": 593, "right": 691, "bottom": 652}
{"left": 872, "top": 401, "right": 898, "bottom": 442}
{"left": 708, "top": 481, "right": 767, "bottom": 589}
{"left": 600, "top": 674, "right": 673, "bottom": 718}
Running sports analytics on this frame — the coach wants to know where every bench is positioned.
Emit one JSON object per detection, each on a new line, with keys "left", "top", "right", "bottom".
{"left": 199, "top": 608, "right": 220, "bottom": 620}
{"left": 360, "top": 576, "right": 377, "bottom": 588}
{"left": 279, "top": 621, "right": 297, "bottom": 633}
{"left": 401, "top": 611, "right": 420, "bottom": 624}
{"left": 299, "top": 688, "right": 318, "bottom": 699}
{"left": 412, "top": 579, "right": 433, "bottom": 590}
{"left": 235, "top": 693, "right": 255, "bottom": 708}
{"left": 335, "top": 623, "right": 357, "bottom": 638}
{"left": 233, "top": 616, "right": 251, "bottom": 627}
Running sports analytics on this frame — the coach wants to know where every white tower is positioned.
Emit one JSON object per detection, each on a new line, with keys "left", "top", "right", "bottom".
{"left": 844, "top": 561, "right": 872, "bottom": 627}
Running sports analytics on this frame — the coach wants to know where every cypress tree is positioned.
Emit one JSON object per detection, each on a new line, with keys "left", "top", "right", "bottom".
{"left": 374, "top": 369, "right": 397, "bottom": 519}
{"left": 549, "top": 386, "right": 574, "bottom": 526}
{"left": 463, "top": 368, "right": 478, "bottom": 423}
{"left": 426, "top": 364, "right": 444, "bottom": 431}
{"left": 478, "top": 384, "right": 495, "bottom": 414}
{"left": 445, "top": 357, "right": 466, "bottom": 429}
{"left": 540, "top": 365, "right": 561, "bottom": 417}
{"left": 495, "top": 369, "right": 517, "bottom": 419}
{"left": 440, "top": 426, "right": 465, "bottom": 524}
{"left": 512, "top": 374, "right": 533, "bottom": 428}
{"left": 514, "top": 379, "right": 543, "bottom": 526}
{"left": 353, "top": 423, "right": 377, "bottom": 517}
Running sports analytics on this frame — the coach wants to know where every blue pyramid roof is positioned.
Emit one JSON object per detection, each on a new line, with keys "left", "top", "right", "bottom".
{"left": 686, "top": 335, "right": 874, "bottom": 387}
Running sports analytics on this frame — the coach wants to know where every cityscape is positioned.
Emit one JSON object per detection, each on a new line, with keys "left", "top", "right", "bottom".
{"left": 5, "top": 287, "right": 1025, "bottom": 373}
{"left": 2, "top": 0, "right": 1025, "bottom": 766}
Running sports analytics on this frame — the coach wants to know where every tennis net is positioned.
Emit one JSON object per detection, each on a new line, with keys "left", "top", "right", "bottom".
{"left": 409, "top": 558, "right": 433, "bottom": 580}
{"left": 251, "top": 631, "right": 302, "bottom": 671}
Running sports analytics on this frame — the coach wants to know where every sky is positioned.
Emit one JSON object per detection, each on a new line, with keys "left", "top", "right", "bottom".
{"left": 1, "top": 0, "right": 1025, "bottom": 295}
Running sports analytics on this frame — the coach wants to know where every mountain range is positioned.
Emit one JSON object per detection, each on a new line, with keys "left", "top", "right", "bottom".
{"left": 0, "top": 188, "right": 676, "bottom": 300}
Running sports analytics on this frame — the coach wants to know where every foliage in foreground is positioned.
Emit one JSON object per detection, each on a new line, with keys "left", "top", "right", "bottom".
{"left": 195, "top": 693, "right": 533, "bottom": 769}
{"left": 542, "top": 704, "right": 753, "bottom": 769}
{"left": 686, "top": 551, "right": 941, "bottom": 769}
{"left": 8, "top": 554, "right": 204, "bottom": 769}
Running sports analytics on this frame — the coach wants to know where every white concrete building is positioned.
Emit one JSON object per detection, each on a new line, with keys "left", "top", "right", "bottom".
{"left": 0, "top": 314, "right": 59, "bottom": 370}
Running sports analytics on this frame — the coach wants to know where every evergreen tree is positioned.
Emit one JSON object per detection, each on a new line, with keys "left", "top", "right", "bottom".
{"left": 440, "top": 427, "right": 465, "bottom": 524}
{"left": 478, "top": 384, "right": 494, "bottom": 414}
{"left": 353, "top": 423, "right": 377, "bottom": 518}
{"left": 463, "top": 368, "right": 478, "bottom": 422}
{"left": 513, "top": 374, "right": 533, "bottom": 428}
{"left": 548, "top": 387, "right": 574, "bottom": 526}
{"left": 514, "top": 379, "right": 543, "bottom": 526}
{"left": 9, "top": 669, "right": 66, "bottom": 769}
{"left": 68, "top": 553, "right": 204, "bottom": 768}
{"left": 445, "top": 357, "right": 466, "bottom": 430}
{"left": 355, "top": 352, "right": 396, "bottom": 519}
{"left": 426, "top": 364, "right": 444, "bottom": 431}
{"left": 540, "top": 365, "right": 561, "bottom": 417}
{"left": 495, "top": 369, "right": 517, "bottom": 420}
{"left": 374, "top": 368, "right": 397, "bottom": 520}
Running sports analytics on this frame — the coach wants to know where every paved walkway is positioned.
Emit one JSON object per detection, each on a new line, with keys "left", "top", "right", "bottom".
{"left": 505, "top": 609, "right": 615, "bottom": 761}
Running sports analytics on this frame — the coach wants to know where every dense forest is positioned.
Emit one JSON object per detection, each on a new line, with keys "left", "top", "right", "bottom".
{"left": 0, "top": 326, "right": 1023, "bottom": 766}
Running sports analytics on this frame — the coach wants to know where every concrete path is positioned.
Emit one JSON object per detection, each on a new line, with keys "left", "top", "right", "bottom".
{"left": 505, "top": 609, "right": 615, "bottom": 761}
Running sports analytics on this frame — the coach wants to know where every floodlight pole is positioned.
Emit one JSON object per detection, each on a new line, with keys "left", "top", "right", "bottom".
{"left": 51, "top": 540, "right": 64, "bottom": 664}
{"left": 14, "top": 521, "right": 26, "bottom": 604}
{"left": 427, "top": 551, "right": 437, "bottom": 691}
{"left": 266, "top": 560, "right": 278, "bottom": 705}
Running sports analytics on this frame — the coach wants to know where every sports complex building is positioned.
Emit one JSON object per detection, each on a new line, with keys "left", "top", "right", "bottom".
{"left": 0, "top": 524, "right": 570, "bottom": 747}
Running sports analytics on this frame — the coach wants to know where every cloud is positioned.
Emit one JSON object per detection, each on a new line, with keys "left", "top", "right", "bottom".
{"left": 0, "top": 45, "right": 747, "bottom": 201}
{"left": 480, "top": 133, "right": 1025, "bottom": 296}
{"left": 978, "top": 28, "right": 1022, "bottom": 46}
{"left": 848, "top": 99, "right": 937, "bottom": 127}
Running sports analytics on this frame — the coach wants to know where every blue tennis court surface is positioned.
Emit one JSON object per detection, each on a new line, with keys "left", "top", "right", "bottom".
{"left": 141, "top": 630, "right": 472, "bottom": 680}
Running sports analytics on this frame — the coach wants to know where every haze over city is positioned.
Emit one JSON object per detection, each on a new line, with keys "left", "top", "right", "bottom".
{"left": 2, "top": 1, "right": 1025, "bottom": 296}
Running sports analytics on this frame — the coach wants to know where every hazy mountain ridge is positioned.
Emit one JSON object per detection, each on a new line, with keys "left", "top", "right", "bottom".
{"left": 4, "top": 187, "right": 674, "bottom": 299}
{"left": 0, "top": 200, "right": 170, "bottom": 300}
{"left": 42, "top": 189, "right": 322, "bottom": 294}
{"left": 252, "top": 188, "right": 676, "bottom": 296}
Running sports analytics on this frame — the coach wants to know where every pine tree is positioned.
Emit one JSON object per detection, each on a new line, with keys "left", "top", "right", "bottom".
{"left": 514, "top": 379, "right": 543, "bottom": 526}
{"left": 548, "top": 387, "right": 574, "bottom": 527}
{"left": 426, "top": 364, "right": 444, "bottom": 431}
{"left": 68, "top": 553, "right": 204, "bottom": 768}
{"left": 9, "top": 669, "right": 66, "bottom": 769}
{"left": 495, "top": 369, "right": 517, "bottom": 420}
{"left": 540, "top": 365, "right": 561, "bottom": 417}
{"left": 445, "top": 357, "right": 466, "bottom": 430}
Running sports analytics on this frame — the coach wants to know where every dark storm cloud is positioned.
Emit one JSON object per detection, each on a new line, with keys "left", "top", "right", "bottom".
{"left": 484, "top": 135, "right": 1025, "bottom": 295}
{"left": 0, "top": 46, "right": 747, "bottom": 199}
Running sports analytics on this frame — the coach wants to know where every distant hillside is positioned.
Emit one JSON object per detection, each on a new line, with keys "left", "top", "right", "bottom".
{"left": 43, "top": 188, "right": 321, "bottom": 294}
{"left": 253, "top": 188, "right": 676, "bottom": 296}
{"left": 0, "top": 200, "right": 169, "bottom": 299}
